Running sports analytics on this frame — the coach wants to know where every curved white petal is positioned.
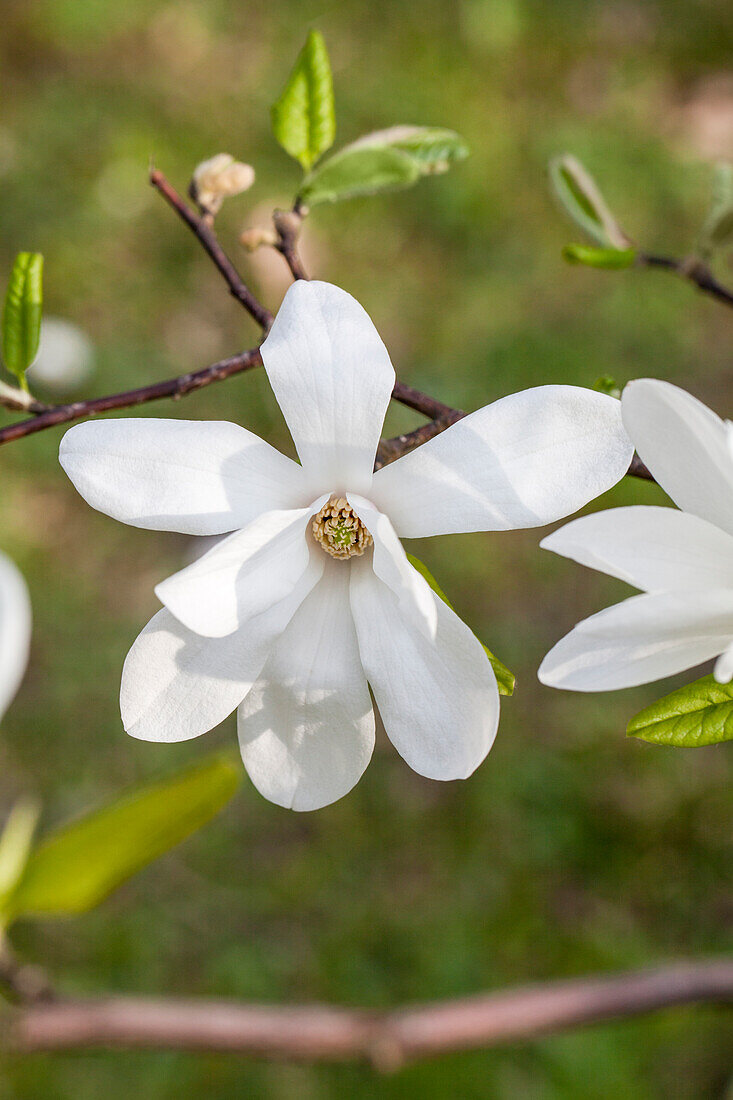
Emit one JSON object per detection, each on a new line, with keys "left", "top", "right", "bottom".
{"left": 371, "top": 386, "right": 633, "bottom": 537}
{"left": 60, "top": 418, "right": 307, "bottom": 535}
{"left": 0, "top": 553, "right": 31, "bottom": 723}
{"left": 121, "top": 554, "right": 324, "bottom": 742}
{"left": 260, "top": 281, "right": 395, "bottom": 496}
{"left": 347, "top": 494, "right": 437, "bottom": 637}
{"left": 539, "top": 589, "right": 733, "bottom": 692}
{"left": 349, "top": 558, "right": 499, "bottom": 780}
{"left": 155, "top": 499, "right": 327, "bottom": 638}
{"left": 714, "top": 642, "right": 733, "bottom": 683}
{"left": 623, "top": 380, "right": 733, "bottom": 537}
{"left": 238, "top": 561, "right": 374, "bottom": 811}
{"left": 541, "top": 506, "right": 733, "bottom": 593}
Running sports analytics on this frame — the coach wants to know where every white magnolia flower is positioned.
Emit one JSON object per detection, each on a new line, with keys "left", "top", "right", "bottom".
{"left": 0, "top": 552, "right": 31, "bottom": 722}
{"left": 59, "top": 281, "right": 632, "bottom": 810}
{"left": 540, "top": 378, "right": 733, "bottom": 692}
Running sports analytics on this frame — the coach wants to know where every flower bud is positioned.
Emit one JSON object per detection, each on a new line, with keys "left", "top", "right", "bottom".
{"left": 190, "top": 154, "right": 255, "bottom": 216}
{"left": 239, "top": 226, "right": 278, "bottom": 252}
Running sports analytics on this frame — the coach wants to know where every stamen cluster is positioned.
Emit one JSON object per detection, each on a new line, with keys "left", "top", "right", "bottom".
{"left": 311, "top": 497, "right": 373, "bottom": 559}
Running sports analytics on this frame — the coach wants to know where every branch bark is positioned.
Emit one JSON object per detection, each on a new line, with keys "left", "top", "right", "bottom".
{"left": 149, "top": 169, "right": 274, "bottom": 331}
{"left": 639, "top": 254, "right": 733, "bottom": 309}
{"left": 0, "top": 166, "right": 655, "bottom": 485}
{"left": 0, "top": 349, "right": 262, "bottom": 445}
{"left": 9, "top": 960, "right": 732, "bottom": 1068}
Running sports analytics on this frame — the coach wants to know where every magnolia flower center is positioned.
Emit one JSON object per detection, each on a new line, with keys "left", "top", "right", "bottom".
{"left": 311, "top": 497, "right": 373, "bottom": 560}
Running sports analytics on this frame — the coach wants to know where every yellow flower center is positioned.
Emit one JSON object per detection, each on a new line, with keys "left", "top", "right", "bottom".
{"left": 311, "top": 497, "right": 373, "bottom": 560}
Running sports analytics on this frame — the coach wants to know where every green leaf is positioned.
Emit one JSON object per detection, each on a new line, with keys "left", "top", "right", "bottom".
{"left": 562, "top": 244, "right": 636, "bottom": 269}
{"left": 271, "top": 30, "right": 335, "bottom": 171}
{"left": 0, "top": 799, "right": 40, "bottom": 914}
{"left": 6, "top": 753, "right": 241, "bottom": 920}
{"left": 299, "top": 125, "right": 468, "bottom": 207}
{"left": 594, "top": 376, "right": 621, "bottom": 399}
{"left": 345, "top": 126, "right": 469, "bottom": 174}
{"left": 2, "top": 253, "right": 43, "bottom": 387}
{"left": 698, "top": 161, "right": 733, "bottom": 256}
{"left": 407, "top": 554, "right": 515, "bottom": 696}
{"left": 627, "top": 675, "right": 733, "bottom": 747}
{"left": 299, "top": 145, "right": 421, "bottom": 206}
{"left": 549, "top": 155, "right": 630, "bottom": 249}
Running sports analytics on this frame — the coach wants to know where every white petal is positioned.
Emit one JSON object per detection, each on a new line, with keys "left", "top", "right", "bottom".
{"left": 622, "top": 379, "right": 733, "bottom": 536}
{"left": 260, "top": 281, "right": 395, "bottom": 495}
{"left": 0, "top": 553, "right": 31, "bottom": 723}
{"left": 539, "top": 589, "right": 733, "bottom": 692}
{"left": 371, "top": 386, "right": 633, "bottom": 537}
{"left": 714, "top": 642, "right": 733, "bottom": 683}
{"left": 155, "top": 499, "right": 327, "bottom": 638}
{"left": 60, "top": 418, "right": 307, "bottom": 535}
{"left": 121, "top": 554, "right": 324, "bottom": 742}
{"left": 238, "top": 562, "right": 374, "bottom": 811}
{"left": 349, "top": 559, "right": 499, "bottom": 780}
{"left": 541, "top": 506, "right": 733, "bottom": 593}
{"left": 347, "top": 494, "right": 437, "bottom": 637}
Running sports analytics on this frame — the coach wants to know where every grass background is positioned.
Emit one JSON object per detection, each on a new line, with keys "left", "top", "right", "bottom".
{"left": 0, "top": 0, "right": 731, "bottom": 1095}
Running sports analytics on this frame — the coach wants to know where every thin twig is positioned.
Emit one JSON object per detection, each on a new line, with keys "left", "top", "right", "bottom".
{"left": 639, "top": 253, "right": 733, "bottom": 309}
{"left": 0, "top": 349, "right": 262, "bottom": 446}
{"left": 149, "top": 170, "right": 274, "bottom": 331}
{"left": 9, "top": 960, "right": 732, "bottom": 1067}
{"left": 273, "top": 209, "right": 309, "bottom": 281}
{"left": 0, "top": 381, "right": 49, "bottom": 415}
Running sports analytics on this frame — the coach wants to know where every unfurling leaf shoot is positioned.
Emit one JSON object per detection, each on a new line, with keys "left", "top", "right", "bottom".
{"left": 2, "top": 253, "right": 44, "bottom": 389}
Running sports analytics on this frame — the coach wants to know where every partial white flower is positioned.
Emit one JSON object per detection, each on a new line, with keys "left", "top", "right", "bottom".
{"left": 27, "top": 318, "right": 94, "bottom": 394}
{"left": 0, "top": 552, "right": 31, "bottom": 722}
{"left": 59, "top": 281, "right": 632, "bottom": 810}
{"left": 540, "top": 378, "right": 733, "bottom": 692}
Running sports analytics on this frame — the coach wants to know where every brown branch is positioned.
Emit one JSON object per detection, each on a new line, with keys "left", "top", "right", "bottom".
{"left": 149, "top": 169, "right": 274, "bottom": 331}
{"left": 9, "top": 960, "right": 732, "bottom": 1067}
{"left": 273, "top": 209, "right": 309, "bottom": 281}
{"left": 0, "top": 349, "right": 262, "bottom": 446}
{"left": 639, "top": 253, "right": 733, "bottom": 309}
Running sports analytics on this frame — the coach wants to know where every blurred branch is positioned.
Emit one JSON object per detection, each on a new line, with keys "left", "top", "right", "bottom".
{"left": 639, "top": 254, "right": 733, "bottom": 308}
{"left": 8, "top": 960, "right": 732, "bottom": 1067}
{"left": 149, "top": 169, "right": 274, "bottom": 331}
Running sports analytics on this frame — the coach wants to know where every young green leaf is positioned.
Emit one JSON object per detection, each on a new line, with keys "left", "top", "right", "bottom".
{"left": 627, "top": 675, "right": 733, "bottom": 747}
{"left": 344, "top": 126, "right": 469, "bottom": 174}
{"left": 299, "top": 125, "right": 469, "bottom": 207}
{"left": 549, "top": 155, "right": 630, "bottom": 249}
{"left": 562, "top": 244, "right": 636, "bottom": 269}
{"left": 271, "top": 30, "right": 335, "bottom": 172}
{"left": 6, "top": 753, "right": 241, "bottom": 920}
{"left": 299, "top": 145, "right": 421, "bottom": 206}
{"left": 2, "top": 253, "right": 43, "bottom": 387}
{"left": 0, "top": 799, "right": 40, "bottom": 913}
{"left": 594, "top": 376, "right": 621, "bottom": 399}
{"left": 407, "top": 554, "right": 515, "bottom": 696}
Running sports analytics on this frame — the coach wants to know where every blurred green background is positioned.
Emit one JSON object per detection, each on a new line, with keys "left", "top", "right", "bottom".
{"left": 0, "top": 0, "right": 731, "bottom": 1095}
